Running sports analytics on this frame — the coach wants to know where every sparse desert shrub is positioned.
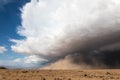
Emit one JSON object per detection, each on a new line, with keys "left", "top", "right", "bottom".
{"left": 54, "top": 77, "right": 63, "bottom": 80}
{"left": 2, "top": 76, "right": 6, "bottom": 79}
{"left": 84, "top": 74, "right": 87, "bottom": 77}
{"left": 68, "top": 78, "right": 71, "bottom": 80}
{"left": 36, "top": 71, "right": 39, "bottom": 73}
{"left": 110, "top": 76, "right": 114, "bottom": 79}
{"left": 99, "top": 76, "right": 104, "bottom": 78}
{"left": 22, "top": 71, "right": 28, "bottom": 73}
{"left": 106, "top": 72, "right": 111, "bottom": 75}
{"left": 41, "top": 77, "right": 46, "bottom": 80}
{"left": 43, "top": 78, "right": 46, "bottom": 80}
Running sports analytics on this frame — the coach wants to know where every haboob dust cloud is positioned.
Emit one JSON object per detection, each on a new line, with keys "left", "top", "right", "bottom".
{"left": 11, "top": 0, "right": 120, "bottom": 69}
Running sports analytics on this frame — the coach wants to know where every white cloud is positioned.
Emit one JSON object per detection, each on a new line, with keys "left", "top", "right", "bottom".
{"left": 0, "top": 46, "right": 7, "bottom": 53}
{"left": 14, "top": 55, "right": 47, "bottom": 64}
{"left": 11, "top": 0, "right": 120, "bottom": 61}
{"left": 13, "top": 55, "right": 47, "bottom": 68}
{"left": 0, "top": 55, "right": 47, "bottom": 68}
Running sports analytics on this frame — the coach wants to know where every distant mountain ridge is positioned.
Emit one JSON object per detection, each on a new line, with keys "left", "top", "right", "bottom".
{"left": 0, "top": 67, "right": 7, "bottom": 69}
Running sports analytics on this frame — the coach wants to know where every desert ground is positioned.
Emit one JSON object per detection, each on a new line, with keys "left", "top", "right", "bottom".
{"left": 0, "top": 69, "right": 120, "bottom": 80}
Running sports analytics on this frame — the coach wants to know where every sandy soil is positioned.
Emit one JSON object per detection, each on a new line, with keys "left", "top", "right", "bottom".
{"left": 0, "top": 69, "right": 120, "bottom": 80}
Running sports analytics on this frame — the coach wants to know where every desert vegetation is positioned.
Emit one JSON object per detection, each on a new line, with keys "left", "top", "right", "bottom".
{"left": 0, "top": 69, "right": 120, "bottom": 80}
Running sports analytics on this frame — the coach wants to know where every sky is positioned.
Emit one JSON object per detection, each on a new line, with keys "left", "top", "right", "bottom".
{"left": 0, "top": 0, "right": 47, "bottom": 68}
{"left": 1, "top": 0, "right": 120, "bottom": 69}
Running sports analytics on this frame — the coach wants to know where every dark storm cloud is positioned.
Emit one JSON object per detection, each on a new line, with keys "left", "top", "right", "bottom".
{"left": 12, "top": 0, "right": 120, "bottom": 69}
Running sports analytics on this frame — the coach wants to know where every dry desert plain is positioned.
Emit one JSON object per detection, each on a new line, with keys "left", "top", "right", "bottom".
{"left": 0, "top": 69, "right": 120, "bottom": 80}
